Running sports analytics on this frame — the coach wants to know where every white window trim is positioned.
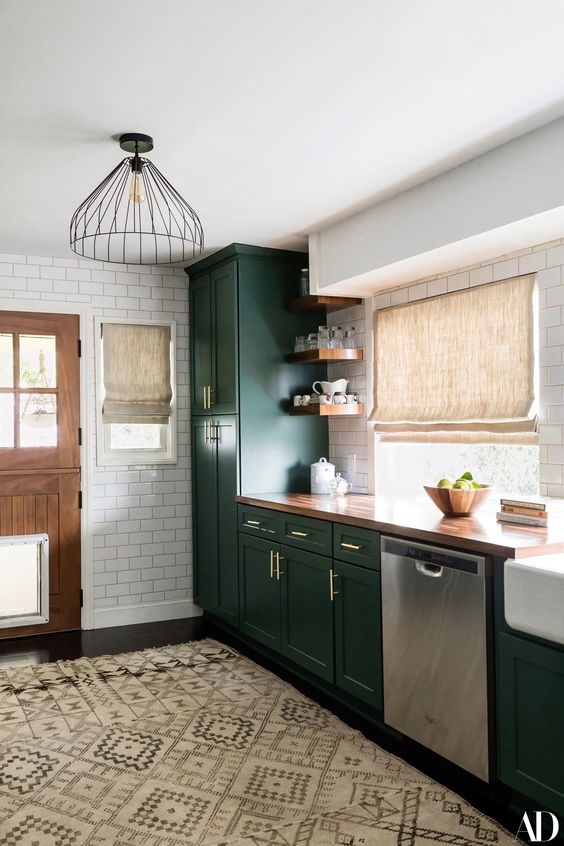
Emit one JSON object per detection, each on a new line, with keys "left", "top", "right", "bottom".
{"left": 94, "top": 316, "right": 177, "bottom": 466}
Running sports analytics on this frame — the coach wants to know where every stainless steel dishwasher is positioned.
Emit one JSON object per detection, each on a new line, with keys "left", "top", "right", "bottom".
{"left": 381, "top": 536, "right": 491, "bottom": 781}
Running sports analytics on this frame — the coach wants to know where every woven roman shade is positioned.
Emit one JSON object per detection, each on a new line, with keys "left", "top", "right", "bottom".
{"left": 102, "top": 323, "right": 172, "bottom": 424}
{"left": 371, "top": 275, "right": 538, "bottom": 443}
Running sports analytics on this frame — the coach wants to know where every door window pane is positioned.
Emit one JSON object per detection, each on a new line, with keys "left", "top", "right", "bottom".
{"left": 20, "top": 394, "right": 57, "bottom": 446}
{"left": 20, "top": 334, "right": 57, "bottom": 388}
{"left": 0, "top": 334, "right": 13, "bottom": 387}
{"left": 0, "top": 394, "right": 14, "bottom": 447}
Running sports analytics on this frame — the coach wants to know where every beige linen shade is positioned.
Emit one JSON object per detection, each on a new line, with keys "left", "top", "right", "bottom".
{"left": 102, "top": 323, "right": 172, "bottom": 424}
{"left": 371, "top": 275, "right": 537, "bottom": 443}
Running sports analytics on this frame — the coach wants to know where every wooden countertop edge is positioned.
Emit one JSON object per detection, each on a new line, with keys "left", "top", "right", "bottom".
{"left": 236, "top": 495, "right": 564, "bottom": 559}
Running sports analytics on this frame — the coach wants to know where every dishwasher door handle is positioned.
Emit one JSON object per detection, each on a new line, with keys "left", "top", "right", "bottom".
{"left": 415, "top": 561, "right": 443, "bottom": 578}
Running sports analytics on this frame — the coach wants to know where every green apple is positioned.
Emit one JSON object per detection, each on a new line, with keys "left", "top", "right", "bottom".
{"left": 436, "top": 478, "right": 453, "bottom": 488}
{"left": 453, "top": 479, "right": 471, "bottom": 490}
{"left": 458, "top": 471, "right": 473, "bottom": 481}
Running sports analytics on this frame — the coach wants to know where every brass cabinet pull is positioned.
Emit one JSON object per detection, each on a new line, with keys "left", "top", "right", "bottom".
{"left": 290, "top": 530, "right": 310, "bottom": 538}
{"left": 204, "top": 420, "right": 210, "bottom": 444}
{"left": 270, "top": 549, "right": 274, "bottom": 578}
{"left": 246, "top": 520, "right": 262, "bottom": 526}
{"left": 203, "top": 386, "right": 208, "bottom": 410}
{"left": 275, "top": 552, "right": 285, "bottom": 579}
{"left": 329, "top": 569, "right": 339, "bottom": 601}
{"left": 341, "top": 542, "right": 362, "bottom": 551}
{"left": 208, "top": 386, "right": 215, "bottom": 407}
{"left": 210, "top": 422, "right": 218, "bottom": 442}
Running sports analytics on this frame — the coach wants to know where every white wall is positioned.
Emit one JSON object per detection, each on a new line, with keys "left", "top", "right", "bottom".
{"left": 328, "top": 238, "right": 564, "bottom": 498}
{"left": 0, "top": 253, "right": 197, "bottom": 629}
{"left": 310, "top": 116, "right": 564, "bottom": 295}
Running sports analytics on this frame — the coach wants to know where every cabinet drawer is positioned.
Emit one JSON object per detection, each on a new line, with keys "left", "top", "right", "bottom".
{"left": 238, "top": 505, "right": 281, "bottom": 537}
{"left": 333, "top": 524, "right": 380, "bottom": 570}
{"left": 280, "top": 514, "right": 332, "bottom": 556}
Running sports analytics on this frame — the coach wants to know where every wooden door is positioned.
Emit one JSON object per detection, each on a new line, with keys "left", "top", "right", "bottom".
{"left": 238, "top": 534, "right": 281, "bottom": 650}
{"left": 215, "top": 415, "right": 239, "bottom": 623}
{"left": 280, "top": 545, "right": 334, "bottom": 682}
{"left": 0, "top": 312, "right": 81, "bottom": 637}
{"left": 334, "top": 560, "right": 382, "bottom": 709}
{"left": 190, "top": 274, "right": 213, "bottom": 416}
{"left": 211, "top": 262, "right": 238, "bottom": 414}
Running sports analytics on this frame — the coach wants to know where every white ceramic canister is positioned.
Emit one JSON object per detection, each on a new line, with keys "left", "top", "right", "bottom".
{"left": 310, "top": 457, "right": 336, "bottom": 494}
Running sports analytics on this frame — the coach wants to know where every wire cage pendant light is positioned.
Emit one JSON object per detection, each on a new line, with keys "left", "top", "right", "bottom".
{"left": 70, "top": 133, "right": 204, "bottom": 265}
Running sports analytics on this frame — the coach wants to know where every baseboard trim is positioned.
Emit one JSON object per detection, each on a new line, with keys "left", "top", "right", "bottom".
{"left": 93, "top": 600, "right": 203, "bottom": 630}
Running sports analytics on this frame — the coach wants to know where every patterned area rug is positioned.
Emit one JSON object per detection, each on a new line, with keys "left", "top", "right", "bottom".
{"left": 0, "top": 638, "right": 514, "bottom": 845}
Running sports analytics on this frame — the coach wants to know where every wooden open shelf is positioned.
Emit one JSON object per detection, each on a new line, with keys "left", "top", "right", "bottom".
{"left": 287, "top": 348, "right": 363, "bottom": 364}
{"left": 286, "top": 295, "right": 363, "bottom": 313}
{"left": 289, "top": 403, "right": 365, "bottom": 416}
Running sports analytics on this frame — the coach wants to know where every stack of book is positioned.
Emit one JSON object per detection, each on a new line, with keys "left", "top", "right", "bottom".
{"left": 497, "top": 498, "right": 564, "bottom": 528}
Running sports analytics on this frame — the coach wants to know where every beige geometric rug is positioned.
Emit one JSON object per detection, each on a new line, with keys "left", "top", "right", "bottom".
{"left": 0, "top": 638, "right": 514, "bottom": 845}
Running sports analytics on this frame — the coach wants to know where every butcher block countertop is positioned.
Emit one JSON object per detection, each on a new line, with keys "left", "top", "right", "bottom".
{"left": 236, "top": 492, "right": 564, "bottom": 559}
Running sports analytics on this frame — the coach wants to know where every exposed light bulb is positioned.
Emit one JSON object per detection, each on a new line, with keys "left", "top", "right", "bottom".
{"left": 129, "top": 169, "right": 146, "bottom": 204}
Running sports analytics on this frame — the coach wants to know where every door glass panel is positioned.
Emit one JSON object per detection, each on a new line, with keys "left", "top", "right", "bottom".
{"left": 0, "top": 394, "right": 14, "bottom": 447}
{"left": 20, "top": 393, "right": 57, "bottom": 446}
{"left": 0, "top": 334, "right": 13, "bottom": 387}
{"left": 19, "top": 334, "right": 57, "bottom": 388}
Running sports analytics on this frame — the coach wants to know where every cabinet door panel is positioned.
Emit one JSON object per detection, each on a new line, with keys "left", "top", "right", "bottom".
{"left": 280, "top": 545, "right": 334, "bottom": 682}
{"left": 239, "top": 535, "right": 281, "bottom": 650}
{"left": 334, "top": 561, "right": 382, "bottom": 709}
{"left": 191, "top": 419, "right": 217, "bottom": 610}
{"left": 215, "top": 416, "right": 239, "bottom": 623}
{"left": 190, "top": 274, "right": 213, "bottom": 415}
{"left": 498, "top": 633, "right": 564, "bottom": 815}
{"left": 212, "top": 262, "right": 238, "bottom": 414}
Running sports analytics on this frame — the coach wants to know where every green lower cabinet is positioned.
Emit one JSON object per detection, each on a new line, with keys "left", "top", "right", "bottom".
{"left": 498, "top": 632, "right": 564, "bottom": 816}
{"left": 239, "top": 534, "right": 282, "bottom": 651}
{"left": 191, "top": 419, "right": 217, "bottom": 610}
{"left": 280, "top": 545, "right": 334, "bottom": 682}
{"left": 215, "top": 416, "right": 239, "bottom": 623}
{"left": 334, "top": 560, "right": 383, "bottom": 710}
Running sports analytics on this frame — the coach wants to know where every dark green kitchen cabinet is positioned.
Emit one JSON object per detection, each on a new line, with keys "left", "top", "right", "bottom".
{"left": 191, "top": 415, "right": 239, "bottom": 624}
{"left": 334, "top": 560, "right": 382, "bottom": 709}
{"left": 238, "top": 534, "right": 282, "bottom": 650}
{"left": 187, "top": 244, "right": 329, "bottom": 624}
{"left": 498, "top": 632, "right": 564, "bottom": 816}
{"left": 190, "top": 262, "right": 238, "bottom": 416}
{"left": 280, "top": 545, "right": 334, "bottom": 682}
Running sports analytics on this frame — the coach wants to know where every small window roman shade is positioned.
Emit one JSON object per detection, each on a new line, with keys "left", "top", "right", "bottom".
{"left": 102, "top": 323, "right": 172, "bottom": 424}
{"left": 371, "top": 275, "right": 538, "bottom": 442}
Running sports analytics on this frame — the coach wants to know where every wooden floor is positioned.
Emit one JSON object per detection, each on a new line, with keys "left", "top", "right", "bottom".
{"left": 0, "top": 616, "right": 205, "bottom": 667}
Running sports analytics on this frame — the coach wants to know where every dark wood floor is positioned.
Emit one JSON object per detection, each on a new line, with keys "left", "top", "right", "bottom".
{"left": 0, "top": 616, "right": 205, "bottom": 667}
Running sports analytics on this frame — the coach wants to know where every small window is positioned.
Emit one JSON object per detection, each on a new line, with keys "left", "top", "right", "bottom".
{"left": 95, "top": 317, "right": 177, "bottom": 466}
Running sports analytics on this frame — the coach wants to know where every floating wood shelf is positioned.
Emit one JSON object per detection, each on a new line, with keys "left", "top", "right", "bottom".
{"left": 289, "top": 403, "right": 365, "bottom": 416}
{"left": 287, "top": 348, "right": 363, "bottom": 364}
{"left": 286, "top": 295, "right": 363, "bottom": 313}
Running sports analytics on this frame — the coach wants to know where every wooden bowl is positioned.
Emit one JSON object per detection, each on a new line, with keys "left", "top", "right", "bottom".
{"left": 423, "top": 485, "right": 491, "bottom": 517}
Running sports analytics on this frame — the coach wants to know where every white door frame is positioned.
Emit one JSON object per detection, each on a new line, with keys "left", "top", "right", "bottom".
{"left": 0, "top": 299, "right": 94, "bottom": 629}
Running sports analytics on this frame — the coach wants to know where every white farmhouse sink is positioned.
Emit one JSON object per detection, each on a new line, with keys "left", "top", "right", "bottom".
{"left": 505, "top": 555, "right": 564, "bottom": 646}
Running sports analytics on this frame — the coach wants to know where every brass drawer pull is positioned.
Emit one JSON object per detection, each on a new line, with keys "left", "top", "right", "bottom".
{"left": 290, "top": 530, "right": 310, "bottom": 537}
{"left": 275, "top": 552, "right": 285, "bottom": 579}
{"left": 245, "top": 520, "right": 262, "bottom": 526}
{"left": 329, "top": 569, "right": 339, "bottom": 601}
{"left": 341, "top": 542, "right": 362, "bottom": 551}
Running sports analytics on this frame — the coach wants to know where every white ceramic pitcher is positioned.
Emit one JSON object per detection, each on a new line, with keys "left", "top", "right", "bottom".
{"left": 312, "top": 378, "right": 348, "bottom": 397}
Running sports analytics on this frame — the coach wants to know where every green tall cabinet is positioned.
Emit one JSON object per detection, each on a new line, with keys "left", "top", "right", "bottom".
{"left": 187, "top": 244, "right": 329, "bottom": 622}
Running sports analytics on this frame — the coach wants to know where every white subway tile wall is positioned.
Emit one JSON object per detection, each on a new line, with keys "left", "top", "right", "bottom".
{"left": 0, "top": 254, "right": 191, "bottom": 612}
{"left": 328, "top": 238, "right": 564, "bottom": 497}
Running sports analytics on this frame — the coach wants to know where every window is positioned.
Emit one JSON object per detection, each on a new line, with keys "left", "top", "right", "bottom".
{"left": 95, "top": 317, "right": 177, "bottom": 466}
{"left": 370, "top": 274, "right": 540, "bottom": 499}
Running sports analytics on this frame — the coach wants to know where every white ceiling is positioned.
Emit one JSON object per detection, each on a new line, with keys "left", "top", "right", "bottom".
{"left": 3, "top": 0, "right": 564, "bottom": 261}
